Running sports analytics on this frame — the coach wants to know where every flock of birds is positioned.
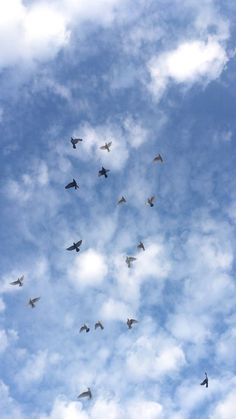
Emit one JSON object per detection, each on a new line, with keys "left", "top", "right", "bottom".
{"left": 9, "top": 137, "right": 209, "bottom": 401}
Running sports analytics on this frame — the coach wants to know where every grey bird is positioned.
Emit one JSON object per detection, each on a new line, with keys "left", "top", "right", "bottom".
{"left": 95, "top": 321, "right": 104, "bottom": 330}
{"left": 146, "top": 196, "right": 155, "bottom": 207}
{"left": 66, "top": 240, "right": 82, "bottom": 252}
{"left": 126, "top": 256, "right": 137, "bottom": 268}
{"left": 118, "top": 196, "right": 126, "bottom": 204}
{"left": 10, "top": 275, "right": 24, "bottom": 287}
{"left": 80, "top": 324, "right": 90, "bottom": 333}
{"left": 137, "top": 241, "right": 145, "bottom": 251}
{"left": 65, "top": 179, "right": 79, "bottom": 189}
{"left": 200, "top": 372, "right": 208, "bottom": 388}
{"left": 100, "top": 141, "right": 112, "bottom": 152}
{"left": 71, "top": 137, "right": 83, "bottom": 149}
{"left": 153, "top": 154, "right": 163, "bottom": 163}
{"left": 98, "top": 167, "right": 110, "bottom": 178}
{"left": 78, "top": 388, "right": 92, "bottom": 399}
{"left": 127, "top": 318, "right": 138, "bottom": 329}
{"left": 28, "top": 297, "right": 41, "bottom": 308}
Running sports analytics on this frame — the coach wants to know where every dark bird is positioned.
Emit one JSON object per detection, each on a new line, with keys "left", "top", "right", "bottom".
{"left": 137, "top": 241, "right": 145, "bottom": 251}
{"left": 65, "top": 179, "right": 79, "bottom": 189}
{"left": 80, "top": 324, "right": 90, "bottom": 333}
{"left": 127, "top": 318, "right": 138, "bottom": 329}
{"left": 146, "top": 196, "right": 155, "bottom": 207}
{"left": 10, "top": 275, "right": 24, "bottom": 287}
{"left": 98, "top": 167, "right": 110, "bottom": 178}
{"left": 153, "top": 154, "right": 163, "bottom": 163}
{"left": 95, "top": 321, "right": 104, "bottom": 330}
{"left": 78, "top": 388, "right": 92, "bottom": 399}
{"left": 126, "top": 256, "right": 137, "bottom": 268}
{"left": 200, "top": 372, "right": 208, "bottom": 388}
{"left": 71, "top": 137, "right": 83, "bottom": 149}
{"left": 28, "top": 297, "right": 40, "bottom": 308}
{"left": 100, "top": 141, "right": 112, "bottom": 152}
{"left": 66, "top": 240, "right": 82, "bottom": 252}
{"left": 118, "top": 196, "right": 126, "bottom": 204}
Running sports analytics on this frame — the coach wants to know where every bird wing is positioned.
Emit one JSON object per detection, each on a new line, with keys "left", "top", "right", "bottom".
{"left": 200, "top": 379, "right": 207, "bottom": 385}
{"left": 80, "top": 325, "right": 86, "bottom": 332}
{"left": 32, "top": 297, "right": 40, "bottom": 303}
{"left": 129, "top": 257, "right": 136, "bottom": 261}
{"left": 19, "top": 275, "right": 24, "bottom": 282}
{"left": 65, "top": 182, "right": 74, "bottom": 189}
{"left": 66, "top": 244, "right": 75, "bottom": 251}
{"left": 75, "top": 240, "right": 82, "bottom": 247}
{"left": 150, "top": 196, "right": 155, "bottom": 202}
{"left": 100, "top": 145, "right": 106, "bottom": 150}
{"left": 130, "top": 319, "right": 138, "bottom": 324}
{"left": 10, "top": 280, "right": 19, "bottom": 285}
{"left": 107, "top": 142, "right": 112, "bottom": 147}
{"left": 78, "top": 391, "right": 88, "bottom": 398}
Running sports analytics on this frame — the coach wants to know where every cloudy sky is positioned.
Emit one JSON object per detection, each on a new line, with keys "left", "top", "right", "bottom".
{"left": 0, "top": 0, "right": 236, "bottom": 418}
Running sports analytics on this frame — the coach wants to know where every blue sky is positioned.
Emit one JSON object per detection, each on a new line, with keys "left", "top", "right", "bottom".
{"left": 0, "top": 1, "right": 236, "bottom": 418}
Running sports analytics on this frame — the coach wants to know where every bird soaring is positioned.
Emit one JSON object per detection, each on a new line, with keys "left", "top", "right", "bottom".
{"left": 126, "top": 256, "right": 137, "bottom": 268}
{"left": 80, "top": 324, "right": 90, "bottom": 333}
{"left": 78, "top": 388, "right": 92, "bottom": 399}
{"left": 71, "top": 137, "right": 83, "bottom": 149}
{"left": 100, "top": 141, "right": 112, "bottom": 152}
{"left": 95, "top": 321, "right": 104, "bottom": 330}
{"left": 66, "top": 240, "right": 82, "bottom": 252}
{"left": 10, "top": 275, "right": 24, "bottom": 287}
{"left": 28, "top": 297, "right": 41, "bottom": 308}
{"left": 137, "top": 241, "right": 145, "bottom": 251}
{"left": 98, "top": 167, "right": 110, "bottom": 178}
{"left": 127, "top": 318, "right": 138, "bottom": 329}
{"left": 118, "top": 196, "right": 126, "bottom": 204}
{"left": 146, "top": 196, "right": 155, "bottom": 207}
{"left": 65, "top": 179, "right": 79, "bottom": 190}
{"left": 153, "top": 154, "right": 163, "bottom": 163}
{"left": 200, "top": 372, "right": 208, "bottom": 388}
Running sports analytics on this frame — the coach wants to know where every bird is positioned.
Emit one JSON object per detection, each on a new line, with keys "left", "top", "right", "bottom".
{"left": 66, "top": 240, "right": 82, "bottom": 252}
{"left": 98, "top": 167, "right": 110, "bottom": 178}
{"left": 153, "top": 154, "right": 163, "bottom": 163}
{"left": 127, "top": 318, "right": 138, "bottom": 329}
{"left": 71, "top": 137, "right": 83, "bottom": 149}
{"left": 95, "top": 321, "right": 104, "bottom": 330}
{"left": 137, "top": 241, "right": 145, "bottom": 251}
{"left": 78, "top": 388, "right": 92, "bottom": 399}
{"left": 28, "top": 297, "right": 40, "bottom": 308}
{"left": 80, "top": 324, "right": 90, "bottom": 333}
{"left": 100, "top": 141, "right": 112, "bottom": 152}
{"left": 146, "top": 196, "right": 155, "bottom": 207}
{"left": 126, "top": 256, "right": 137, "bottom": 268}
{"left": 200, "top": 372, "right": 208, "bottom": 388}
{"left": 10, "top": 275, "right": 24, "bottom": 287}
{"left": 117, "top": 196, "right": 126, "bottom": 204}
{"left": 65, "top": 179, "right": 79, "bottom": 190}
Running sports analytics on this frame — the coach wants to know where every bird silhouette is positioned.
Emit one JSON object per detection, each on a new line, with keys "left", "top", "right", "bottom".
{"left": 98, "top": 167, "right": 110, "bottom": 178}
{"left": 118, "top": 196, "right": 126, "bottom": 204}
{"left": 100, "top": 141, "right": 112, "bottom": 152}
{"left": 10, "top": 275, "right": 24, "bottom": 287}
{"left": 80, "top": 324, "right": 90, "bottom": 333}
{"left": 95, "top": 321, "right": 104, "bottom": 330}
{"left": 126, "top": 256, "right": 137, "bottom": 268}
{"left": 137, "top": 241, "right": 145, "bottom": 251}
{"left": 146, "top": 196, "right": 155, "bottom": 207}
{"left": 127, "top": 318, "right": 138, "bottom": 329}
{"left": 66, "top": 240, "right": 82, "bottom": 252}
{"left": 65, "top": 179, "right": 79, "bottom": 189}
{"left": 28, "top": 297, "right": 41, "bottom": 308}
{"left": 78, "top": 388, "right": 92, "bottom": 399}
{"left": 71, "top": 137, "right": 83, "bottom": 149}
{"left": 153, "top": 154, "right": 163, "bottom": 163}
{"left": 200, "top": 372, "right": 208, "bottom": 388}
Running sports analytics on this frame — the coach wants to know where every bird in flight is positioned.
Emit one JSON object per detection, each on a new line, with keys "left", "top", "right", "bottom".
{"left": 10, "top": 275, "right": 24, "bottom": 287}
{"left": 66, "top": 240, "right": 82, "bottom": 253}
{"left": 78, "top": 388, "right": 92, "bottom": 399}
{"left": 98, "top": 167, "right": 110, "bottom": 178}
{"left": 100, "top": 141, "right": 112, "bottom": 152}
{"left": 137, "top": 241, "right": 145, "bottom": 251}
{"left": 95, "top": 321, "right": 104, "bottom": 330}
{"left": 153, "top": 154, "right": 163, "bottom": 163}
{"left": 146, "top": 196, "right": 155, "bottom": 207}
{"left": 118, "top": 196, "right": 126, "bottom": 204}
{"left": 65, "top": 179, "right": 79, "bottom": 190}
{"left": 80, "top": 324, "right": 90, "bottom": 333}
{"left": 28, "top": 297, "right": 41, "bottom": 308}
{"left": 127, "top": 318, "right": 138, "bottom": 329}
{"left": 200, "top": 372, "right": 208, "bottom": 388}
{"left": 126, "top": 256, "right": 137, "bottom": 268}
{"left": 71, "top": 137, "right": 83, "bottom": 149}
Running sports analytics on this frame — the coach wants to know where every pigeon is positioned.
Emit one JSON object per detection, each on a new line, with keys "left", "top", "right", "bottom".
{"left": 10, "top": 275, "right": 24, "bottom": 287}
{"left": 127, "top": 318, "right": 138, "bottom": 329}
{"left": 28, "top": 297, "right": 41, "bottom": 308}
{"left": 98, "top": 167, "right": 110, "bottom": 178}
{"left": 71, "top": 137, "right": 83, "bottom": 149}
{"left": 65, "top": 179, "right": 79, "bottom": 189}
{"left": 80, "top": 324, "right": 90, "bottom": 333}
{"left": 126, "top": 256, "right": 137, "bottom": 268}
{"left": 100, "top": 141, "right": 112, "bottom": 152}
{"left": 146, "top": 196, "right": 155, "bottom": 207}
{"left": 137, "top": 241, "right": 145, "bottom": 251}
{"left": 78, "top": 388, "right": 92, "bottom": 399}
{"left": 153, "top": 154, "right": 163, "bottom": 163}
{"left": 66, "top": 240, "right": 82, "bottom": 252}
{"left": 200, "top": 372, "right": 208, "bottom": 388}
{"left": 118, "top": 196, "right": 126, "bottom": 204}
{"left": 95, "top": 321, "right": 104, "bottom": 330}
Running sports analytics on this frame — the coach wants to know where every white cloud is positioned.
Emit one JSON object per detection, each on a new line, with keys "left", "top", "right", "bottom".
{"left": 100, "top": 298, "right": 132, "bottom": 321}
{"left": 210, "top": 389, "right": 236, "bottom": 419}
{"left": 40, "top": 398, "right": 89, "bottom": 419}
{"left": 127, "top": 400, "right": 163, "bottom": 419}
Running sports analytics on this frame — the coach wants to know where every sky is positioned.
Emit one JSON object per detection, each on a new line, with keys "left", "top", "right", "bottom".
{"left": 0, "top": 0, "right": 236, "bottom": 418}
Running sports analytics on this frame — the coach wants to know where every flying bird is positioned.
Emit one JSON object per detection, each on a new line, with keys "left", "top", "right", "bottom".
{"left": 65, "top": 179, "right": 79, "bottom": 190}
{"left": 137, "top": 241, "right": 145, "bottom": 251}
{"left": 127, "top": 318, "right": 138, "bottom": 329}
{"left": 100, "top": 141, "right": 112, "bottom": 152}
{"left": 146, "top": 196, "right": 155, "bottom": 207}
{"left": 117, "top": 196, "right": 126, "bottom": 204}
{"left": 10, "top": 275, "right": 24, "bottom": 287}
{"left": 95, "top": 321, "right": 104, "bottom": 330}
{"left": 28, "top": 297, "right": 40, "bottom": 308}
{"left": 80, "top": 324, "right": 90, "bottom": 333}
{"left": 98, "top": 167, "right": 110, "bottom": 178}
{"left": 200, "top": 372, "right": 208, "bottom": 388}
{"left": 78, "top": 388, "right": 92, "bottom": 399}
{"left": 126, "top": 256, "right": 137, "bottom": 268}
{"left": 71, "top": 137, "right": 83, "bottom": 149}
{"left": 153, "top": 153, "right": 163, "bottom": 163}
{"left": 66, "top": 240, "right": 82, "bottom": 252}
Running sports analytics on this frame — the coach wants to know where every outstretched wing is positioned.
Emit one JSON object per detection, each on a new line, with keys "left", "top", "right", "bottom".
{"left": 129, "top": 257, "right": 136, "bottom": 262}
{"left": 130, "top": 319, "right": 138, "bottom": 324}
{"left": 10, "top": 280, "right": 19, "bottom": 285}
{"left": 100, "top": 145, "right": 106, "bottom": 150}
{"left": 65, "top": 181, "right": 74, "bottom": 189}
{"left": 80, "top": 325, "right": 86, "bottom": 332}
{"left": 32, "top": 297, "right": 40, "bottom": 304}
{"left": 75, "top": 240, "right": 82, "bottom": 247}
{"left": 66, "top": 244, "right": 75, "bottom": 251}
